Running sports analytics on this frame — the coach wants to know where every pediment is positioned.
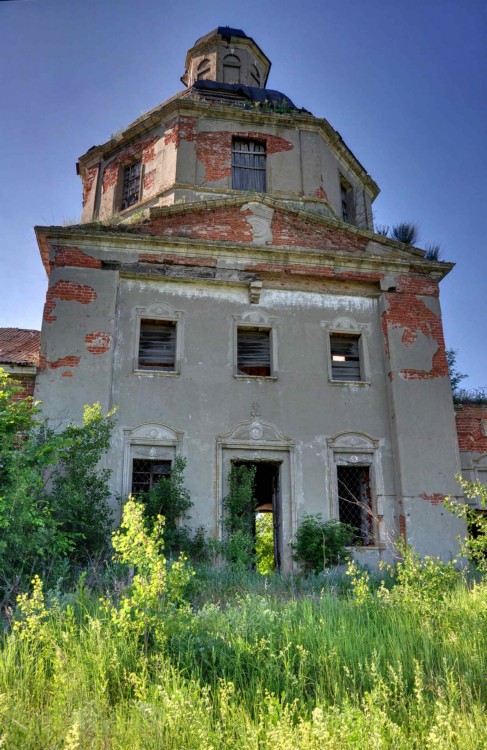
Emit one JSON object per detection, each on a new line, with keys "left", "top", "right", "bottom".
{"left": 218, "top": 418, "right": 294, "bottom": 447}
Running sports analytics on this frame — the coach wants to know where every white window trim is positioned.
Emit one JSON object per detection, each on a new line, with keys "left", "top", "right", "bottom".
{"left": 321, "top": 317, "right": 370, "bottom": 385}
{"left": 134, "top": 302, "right": 183, "bottom": 376}
{"left": 232, "top": 310, "right": 278, "bottom": 380}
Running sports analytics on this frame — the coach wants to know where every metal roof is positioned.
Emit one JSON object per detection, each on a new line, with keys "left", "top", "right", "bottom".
{"left": 0, "top": 328, "right": 40, "bottom": 367}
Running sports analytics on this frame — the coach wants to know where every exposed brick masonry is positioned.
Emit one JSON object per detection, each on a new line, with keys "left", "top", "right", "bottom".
{"left": 164, "top": 116, "right": 198, "bottom": 148}
{"left": 146, "top": 206, "right": 253, "bottom": 243}
{"left": 271, "top": 210, "right": 368, "bottom": 253}
{"left": 455, "top": 405, "right": 487, "bottom": 452}
{"left": 381, "top": 276, "right": 448, "bottom": 381}
{"left": 102, "top": 135, "right": 159, "bottom": 194}
{"left": 82, "top": 165, "right": 99, "bottom": 208}
{"left": 9, "top": 375, "right": 36, "bottom": 401}
{"left": 54, "top": 247, "right": 102, "bottom": 269}
{"left": 139, "top": 252, "right": 217, "bottom": 267}
{"left": 43, "top": 281, "right": 97, "bottom": 323}
{"left": 195, "top": 131, "right": 293, "bottom": 182}
{"left": 85, "top": 332, "right": 112, "bottom": 354}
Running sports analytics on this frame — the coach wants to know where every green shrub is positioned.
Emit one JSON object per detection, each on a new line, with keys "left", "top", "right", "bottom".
{"left": 0, "top": 370, "right": 115, "bottom": 604}
{"left": 445, "top": 476, "right": 487, "bottom": 573}
{"left": 255, "top": 513, "right": 275, "bottom": 574}
{"left": 292, "top": 514, "right": 354, "bottom": 572}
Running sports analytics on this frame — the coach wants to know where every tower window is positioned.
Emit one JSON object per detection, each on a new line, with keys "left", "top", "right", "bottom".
{"left": 232, "top": 139, "right": 266, "bottom": 192}
{"left": 121, "top": 160, "right": 142, "bottom": 210}
{"left": 250, "top": 64, "right": 261, "bottom": 87}
{"left": 197, "top": 58, "right": 211, "bottom": 80}
{"left": 340, "top": 175, "right": 354, "bottom": 224}
{"left": 223, "top": 54, "right": 241, "bottom": 84}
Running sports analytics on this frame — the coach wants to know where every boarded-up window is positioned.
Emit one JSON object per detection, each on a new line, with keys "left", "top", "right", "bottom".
{"left": 232, "top": 139, "right": 266, "bottom": 192}
{"left": 223, "top": 54, "right": 241, "bottom": 83}
{"left": 250, "top": 64, "right": 261, "bottom": 87}
{"left": 138, "top": 319, "right": 176, "bottom": 371}
{"left": 132, "top": 458, "right": 171, "bottom": 496}
{"left": 330, "top": 334, "right": 361, "bottom": 381}
{"left": 121, "top": 160, "right": 142, "bottom": 210}
{"left": 237, "top": 328, "right": 271, "bottom": 376}
{"left": 337, "top": 465, "right": 373, "bottom": 545}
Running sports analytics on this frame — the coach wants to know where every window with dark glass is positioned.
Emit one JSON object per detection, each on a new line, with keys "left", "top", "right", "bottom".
{"left": 138, "top": 319, "right": 176, "bottom": 371}
{"left": 237, "top": 328, "right": 271, "bottom": 377}
{"left": 121, "top": 160, "right": 142, "bottom": 210}
{"left": 131, "top": 459, "right": 171, "bottom": 496}
{"left": 330, "top": 334, "right": 361, "bottom": 381}
{"left": 337, "top": 465, "right": 374, "bottom": 545}
{"left": 232, "top": 139, "right": 266, "bottom": 192}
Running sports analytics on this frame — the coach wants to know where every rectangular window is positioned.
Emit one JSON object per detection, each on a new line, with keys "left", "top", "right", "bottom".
{"left": 121, "top": 160, "right": 142, "bottom": 210}
{"left": 237, "top": 328, "right": 271, "bottom": 377}
{"left": 131, "top": 458, "right": 171, "bottom": 496}
{"left": 340, "top": 175, "right": 354, "bottom": 224}
{"left": 337, "top": 465, "right": 374, "bottom": 545}
{"left": 138, "top": 319, "right": 176, "bottom": 371}
{"left": 330, "top": 334, "right": 361, "bottom": 381}
{"left": 232, "top": 139, "right": 266, "bottom": 192}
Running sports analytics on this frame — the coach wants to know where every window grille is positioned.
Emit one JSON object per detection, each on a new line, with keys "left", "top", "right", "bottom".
{"left": 330, "top": 335, "right": 361, "bottom": 381}
{"left": 237, "top": 328, "right": 271, "bottom": 376}
{"left": 138, "top": 319, "right": 176, "bottom": 371}
{"left": 232, "top": 139, "right": 266, "bottom": 192}
{"left": 121, "top": 160, "right": 142, "bottom": 210}
{"left": 131, "top": 458, "right": 171, "bottom": 496}
{"left": 337, "top": 465, "right": 374, "bottom": 545}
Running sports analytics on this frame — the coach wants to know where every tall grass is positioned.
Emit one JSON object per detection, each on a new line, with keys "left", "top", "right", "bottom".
{"left": 1, "top": 568, "right": 486, "bottom": 749}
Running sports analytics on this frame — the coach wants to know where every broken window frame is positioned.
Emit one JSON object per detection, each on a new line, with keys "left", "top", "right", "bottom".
{"left": 232, "top": 138, "right": 266, "bottom": 192}
{"left": 120, "top": 159, "right": 143, "bottom": 211}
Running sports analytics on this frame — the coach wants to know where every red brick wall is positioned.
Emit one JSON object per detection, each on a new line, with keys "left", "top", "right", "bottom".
{"left": 9, "top": 374, "right": 36, "bottom": 402}
{"left": 195, "top": 131, "right": 293, "bottom": 183}
{"left": 43, "top": 281, "right": 97, "bottom": 323}
{"left": 456, "top": 405, "right": 487, "bottom": 452}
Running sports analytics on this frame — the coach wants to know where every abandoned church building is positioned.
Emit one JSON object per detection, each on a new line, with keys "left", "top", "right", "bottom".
{"left": 19, "top": 27, "right": 484, "bottom": 570}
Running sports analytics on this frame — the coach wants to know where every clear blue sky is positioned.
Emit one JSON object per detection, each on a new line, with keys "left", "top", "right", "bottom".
{"left": 1, "top": 0, "right": 485, "bottom": 387}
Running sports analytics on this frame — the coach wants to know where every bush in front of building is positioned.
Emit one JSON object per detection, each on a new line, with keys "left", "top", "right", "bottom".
{"left": 291, "top": 514, "right": 355, "bottom": 572}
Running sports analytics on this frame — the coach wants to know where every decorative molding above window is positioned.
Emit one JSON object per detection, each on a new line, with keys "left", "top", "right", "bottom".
{"left": 233, "top": 310, "right": 277, "bottom": 379}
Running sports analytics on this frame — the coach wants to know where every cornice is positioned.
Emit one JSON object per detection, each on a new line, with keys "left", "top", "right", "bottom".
{"left": 35, "top": 220, "right": 454, "bottom": 282}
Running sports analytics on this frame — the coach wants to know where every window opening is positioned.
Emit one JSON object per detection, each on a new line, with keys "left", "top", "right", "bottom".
{"left": 340, "top": 175, "right": 354, "bottom": 224}
{"left": 337, "top": 465, "right": 374, "bottom": 545}
{"left": 232, "top": 139, "right": 266, "bottom": 192}
{"left": 330, "top": 334, "right": 361, "bottom": 381}
{"left": 250, "top": 64, "right": 261, "bottom": 86}
{"left": 237, "top": 328, "right": 271, "bottom": 376}
{"left": 121, "top": 160, "right": 142, "bottom": 210}
{"left": 234, "top": 461, "right": 281, "bottom": 571}
{"left": 131, "top": 458, "right": 171, "bottom": 496}
{"left": 223, "top": 54, "right": 241, "bottom": 83}
{"left": 197, "top": 58, "right": 211, "bottom": 80}
{"left": 138, "top": 319, "right": 176, "bottom": 371}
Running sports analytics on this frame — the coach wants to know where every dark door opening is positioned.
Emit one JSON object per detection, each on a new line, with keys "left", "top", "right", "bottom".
{"left": 234, "top": 461, "right": 281, "bottom": 571}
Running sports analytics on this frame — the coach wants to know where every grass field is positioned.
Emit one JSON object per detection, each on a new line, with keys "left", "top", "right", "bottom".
{"left": 1, "top": 562, "right": 486, "bottom": 749}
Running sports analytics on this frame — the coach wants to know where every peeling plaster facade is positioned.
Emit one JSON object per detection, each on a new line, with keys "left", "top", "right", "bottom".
{"left": 34, "top": 28, "right": 466, "bottom": 569}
